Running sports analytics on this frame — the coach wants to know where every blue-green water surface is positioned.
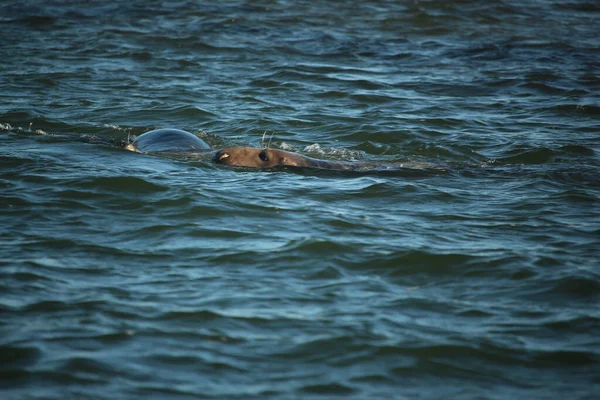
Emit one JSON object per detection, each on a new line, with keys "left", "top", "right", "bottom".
{"left": 1, "top": 1, "right": 599, "bottom": 399}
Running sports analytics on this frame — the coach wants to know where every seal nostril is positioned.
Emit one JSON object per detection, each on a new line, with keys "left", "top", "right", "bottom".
{"left": 214, "top": 151, "right": 230, "bottom": 163}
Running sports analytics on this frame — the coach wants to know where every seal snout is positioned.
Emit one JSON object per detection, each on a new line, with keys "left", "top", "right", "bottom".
{"left": 213, "top": 150, "right": 230, "bottom": 164}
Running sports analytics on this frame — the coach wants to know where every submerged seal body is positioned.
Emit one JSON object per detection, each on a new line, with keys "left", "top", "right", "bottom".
{"left": 212, "top": 146, "right": 444, "bottom": 173}
{"left": 132, "top": 129, "right": 211, "bottom": 153}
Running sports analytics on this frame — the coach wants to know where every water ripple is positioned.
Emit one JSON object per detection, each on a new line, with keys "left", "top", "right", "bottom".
{"left": 1, "top": 0, "right": 599, "bottom": 398}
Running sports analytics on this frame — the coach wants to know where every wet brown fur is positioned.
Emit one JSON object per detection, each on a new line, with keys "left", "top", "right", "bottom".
{"left": 213, "top": 147, "right": 354, "bottom": 170}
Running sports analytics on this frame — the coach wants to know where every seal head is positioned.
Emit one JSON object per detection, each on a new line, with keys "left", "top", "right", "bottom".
{"left": 214, "top": 147, "right": 313, "bottom": 168}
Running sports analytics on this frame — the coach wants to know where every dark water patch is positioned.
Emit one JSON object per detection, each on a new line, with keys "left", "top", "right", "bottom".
{"left": 533, "top": 275, "right": 600, "bottom": 301}
{"left": 186, "top": 227, "right": 259, "bottom": 240}
{"left": 509, "top": 267, "right": 537, "bottom": 280}
{"left": 25, "top": 368, "right": 106, "bottom": 386}
{"left": 134, "top": 385, "right": 211, "bottom": 400}
{"left": 379, "top": 342, "right": 521, "bottom": 370}
{"left": 274, "top": 334, "right": 379, "bottom": 365}
{"left": 91, "top": 331, "right": 138, "bottom": 346}
{"left": 128, "top": 51, "right": 153, "bottom": 62}
{"left": 559, "top": 144, "right": 596, "bottom": 156}
{"left": 2, "top": 195, "right": 33, "bottom": 208}
{"left": 158, "top": 309, "right": 222, "bottom": 323}
{"left": 253, "top": 69, "right": 388, "bottom": 91}
{"left": 306, "top": 265, "right": 345, "bottom": 280}
{"left": 6, "top": 15, "right": 57, "bottom": 28}
{"left": 496, "top": 147, "right": 555, "bottom": 164}
{"left": 300, "top": 382, "right": 356, "bottom": 395}
{"left": 365, "top": 250, "right": 482, "bottom": 277}
{"left": 410, "top": 341, "right": 594, "bottom": 373}
{"left": 554, "top": 2, "right": 600, "bottom": 12}
{"left": 314, "top": 90, "right": 350, "bottom": 100}
{"left": 457, "top": 309, "right": 496, "bottom": 318}
{"left": 60, "top": 357, "right": 117, "bottom": 381}
{"left": 543, "top": 315, "right": 600, "bottom": 333}
{"left": 145, "top": 353, "right": 247, "bottom": 374}
{"left": 9, "top": 271, "right": 56, "bottom": 284}
{"left": 577, "top": 71, "right": 600, "bottom": 87}
{"left": 0, "top": 345, "right": 42, "bottom": 370}
{"left": 533, "top": 350, "right": 598, "bottom": 366}
{"left": 266, "top": 238, "right": 356, "bottom": 261}
{"left": 525, "top": 70, "right": 563, "bottom": 83}
{"left": 20, "top": 299, "right": 94, "bottom": 314}
{"left": 53, "top": 189, "right": 114, "bottom": 206}
{"left": 532, "top": 256, "right": 562, "bottom": 268}
{"left": 543, "top": 103, "right": 600, "bottom": 117}
{"left": 16, "top": 239, "right": 144, "bottom": 261}
{"left": 545, "top": 188, "right": 600, "bottom": 205}
{"left": 450, "top": 42, "right": 513, "bottom": 61}
{"left": 124, "top": 105, "right": 219, "bottom": 121}
{"left": 74, "top": 176, "right": 169, "bottom": 194}
{"left": 350, "top": 93, "right": 397, "bottom": 104}
{"left": 0, "top": 369, "right": 30, "bottom": 389}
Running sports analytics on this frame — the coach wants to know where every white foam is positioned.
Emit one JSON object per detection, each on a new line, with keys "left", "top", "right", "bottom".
{"left": 303, "top": 143, "right": 364, "bottom": 161}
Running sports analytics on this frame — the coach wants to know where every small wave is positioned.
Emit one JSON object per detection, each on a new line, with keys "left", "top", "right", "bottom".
{"left": 158, "top": 309, "right": 222, "bottom": 322}
{"left": 554, "top": 2, "right": 600, "bottom": 12}
{"left": 543, "top": 315, "right": 600, "bottom": 332}
{"left": 22, "top": 300, "right": 70, "bottom": 313}
{"left": 559, "top": 144, "right": 595, "bottom": 156}
{"left": 0, "top": 116, "right": 78, "bottom": 135}
{"left": 9, "top": 271, "right": 55, "bottom": 283}
{"left": 300, "top": 382, "right": 356, "bottom": 395}
{"left": 544, "top": 171, "right": 600, "bottom": 188}
{"left": 362, "top": 249, "right": 476, "bottom": 277}
{"left": 518, "top": 82, "right": 572, "bottom": 95}
{"left": 9, "top": 15, "right": 57, "bottom": 27}
{"left": 74, "top": 176, "right": 169, "bottom": 194}
{"left": 544, "top": 103, "right": 600, "bottom": 116}
{"left": 495, "top": 147, "right": 555, "bottom": 164}
{"left": 60, "top": 356, "right": 118, "bottom": 378}
{"left": 533, "top": 350, "right": 598, "bottom": 365}
{"left": 146, "top": 352, "right": 247, "bottom": 373}
{"left": 539, "top": 275, "right": 600, "bottom": 300}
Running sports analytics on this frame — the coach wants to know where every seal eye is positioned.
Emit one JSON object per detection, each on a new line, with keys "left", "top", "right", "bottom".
{"left": 258, "top": 151, "right": 269, "bottom": 162}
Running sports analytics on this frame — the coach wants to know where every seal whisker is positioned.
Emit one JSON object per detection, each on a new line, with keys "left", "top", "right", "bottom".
{"left": 267, "top": 131, "right": 275, "bottom": 149}
{"left": 261, "top": 131, "right": 267, "bottom": 149}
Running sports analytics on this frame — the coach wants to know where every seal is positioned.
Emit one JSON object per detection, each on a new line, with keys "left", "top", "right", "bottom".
{"left": 131, "top": 129, "right": 211, "bottom": 153}
{"left": 27, "top": 127, "right": 443, "bottom": 174}
{"left": 126, "top": 129, "right": 443, "bottom": 173}
{"left": 213, "top": 147, "right": 356, "bottom": 170}
{"left": 128, "top": 129, "right": 356, "bottom": 170}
